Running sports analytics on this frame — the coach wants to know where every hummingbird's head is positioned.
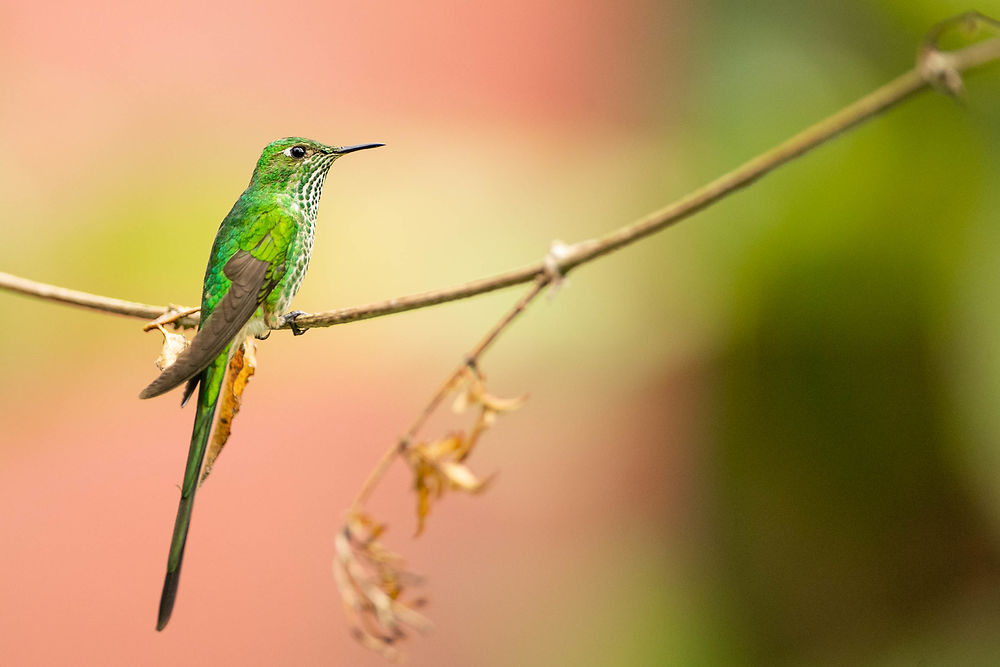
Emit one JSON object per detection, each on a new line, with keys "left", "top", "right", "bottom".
{"left": 249, "top": 137, "right": 383, "bottom": 206}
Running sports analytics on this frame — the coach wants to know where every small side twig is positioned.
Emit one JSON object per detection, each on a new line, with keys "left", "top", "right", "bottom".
{"left": 350, "top": 275, "right": 548, "bottom": 514}
{"left": 141, "top": 305, "right": 201, "bottom": 332}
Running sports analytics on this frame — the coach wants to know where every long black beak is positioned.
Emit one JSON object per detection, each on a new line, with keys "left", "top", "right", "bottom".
{"left": 332, "top": 143, "right": 385, "bottom": 155}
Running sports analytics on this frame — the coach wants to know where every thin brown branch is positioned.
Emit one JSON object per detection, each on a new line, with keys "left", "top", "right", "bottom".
{"left": 3, "top": 28, "right": 998, "bottom": 334}
{"left": 0, "top": 271, "right": 200, "bottom": 326}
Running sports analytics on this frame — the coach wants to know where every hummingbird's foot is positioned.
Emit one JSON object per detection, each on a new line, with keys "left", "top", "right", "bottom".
{"left": 281, "top": 310, "right": 308, "bottom": 336}
{"left": 255, "top": 330, "right": 271, "bottom": 341}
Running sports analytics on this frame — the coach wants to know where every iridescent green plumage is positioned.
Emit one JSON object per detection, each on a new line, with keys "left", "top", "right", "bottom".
{"left": 140, "top": 137, "right": 382, "bottom": 630}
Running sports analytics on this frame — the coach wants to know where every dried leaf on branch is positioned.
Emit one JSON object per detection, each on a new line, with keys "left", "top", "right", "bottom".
{"left": 406, "top": 434, "right": 492, "bottom": 536}
{"left": 152, "top": 324, "right": 190, "bottom": 371}
{"left": 201, "top": 336, "right": 257, "bottom": 485}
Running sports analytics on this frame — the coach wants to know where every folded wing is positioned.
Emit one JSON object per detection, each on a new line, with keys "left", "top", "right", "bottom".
{"left": 139, "top": 250, "right": 274, "bottom": 399}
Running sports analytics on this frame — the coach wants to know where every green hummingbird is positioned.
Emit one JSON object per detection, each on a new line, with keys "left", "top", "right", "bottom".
{"left": 139, "top": 136, "right": 383, "bottom": 631}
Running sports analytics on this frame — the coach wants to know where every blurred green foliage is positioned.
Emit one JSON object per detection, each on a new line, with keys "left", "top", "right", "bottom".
{"left": 679, "top": 3, "right": 1000, "bottom": 665}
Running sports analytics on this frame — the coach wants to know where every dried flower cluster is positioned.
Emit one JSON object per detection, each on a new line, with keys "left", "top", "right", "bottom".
{"left": 333, "top": 514, "right": 430, "bottom": 661}
{"left": 406, "top": 368, "right": 525, "bottom": 535}
{"left": 333, "top": 367, "right": 526, "bottom": 656}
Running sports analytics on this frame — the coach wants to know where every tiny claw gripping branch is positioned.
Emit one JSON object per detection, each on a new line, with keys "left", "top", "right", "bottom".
{"left": 281, "top": 310, "right": 308, "bottom": 336}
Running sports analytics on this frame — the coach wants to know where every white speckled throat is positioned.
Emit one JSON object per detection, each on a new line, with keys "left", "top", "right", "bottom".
{"left": 294, "top": 153, "right": 337, "bottom": 223}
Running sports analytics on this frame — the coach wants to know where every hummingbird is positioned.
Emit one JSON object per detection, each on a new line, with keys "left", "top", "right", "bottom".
{"left": 139, "top": 136, "right": 383, "bottom": 631}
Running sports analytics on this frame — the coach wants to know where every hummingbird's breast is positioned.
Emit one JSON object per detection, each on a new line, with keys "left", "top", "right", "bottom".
{"left": 285, "top": 215, "right": 315, "bottom": 297}
{"left": 266, "top": 194, "right": 316, "bottom": 318}
{"left": 263, "top": 158, "right": 332, "bottom": 320}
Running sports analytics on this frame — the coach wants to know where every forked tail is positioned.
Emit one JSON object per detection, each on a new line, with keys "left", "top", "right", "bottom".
{"left": 156, "top": 349, "right": 229, "bottom": 631}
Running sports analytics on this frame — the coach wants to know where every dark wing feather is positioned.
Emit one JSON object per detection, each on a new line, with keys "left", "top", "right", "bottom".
{"left": 138, "top": 250, "right": 271, "bottom": 399}
{"left": 180, "top": 375, "right": 200, "bottom": 407}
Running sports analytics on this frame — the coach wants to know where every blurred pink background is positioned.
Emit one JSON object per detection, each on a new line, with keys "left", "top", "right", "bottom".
{"left": 3, "top": 1, "right": 1000, "bottom": 665}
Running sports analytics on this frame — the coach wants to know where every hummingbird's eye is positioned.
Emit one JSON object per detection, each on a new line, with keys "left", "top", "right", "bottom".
{"left": 287, "top": 145, "right": 307, "bottom": 159}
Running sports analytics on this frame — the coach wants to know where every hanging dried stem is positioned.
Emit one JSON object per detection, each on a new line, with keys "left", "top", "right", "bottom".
{"left": 329, "top": 15, "right": 1000, "bottom": 656}
{"left": 334, "top": 277, "right": 545, "bottom": 651}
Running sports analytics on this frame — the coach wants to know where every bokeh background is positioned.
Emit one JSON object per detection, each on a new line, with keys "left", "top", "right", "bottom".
{"left": 2, "top": 1, "right": 1000, "bottom": 665}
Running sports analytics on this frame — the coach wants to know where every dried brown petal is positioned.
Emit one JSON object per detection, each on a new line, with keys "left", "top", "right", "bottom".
{"left": 406, "top": 432, "right": 497, "bottom": 533}
{"left": 476, "top": 390, "right": 528, "bottom": 413}
{"left": 451, "top": 388, "right": 471, "bottom": 414}
{"left": 200, "top": 336, "right": 257, "bottom": 485}
{"left": 439, "top": 460, "right": 490, "bottom": 492}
